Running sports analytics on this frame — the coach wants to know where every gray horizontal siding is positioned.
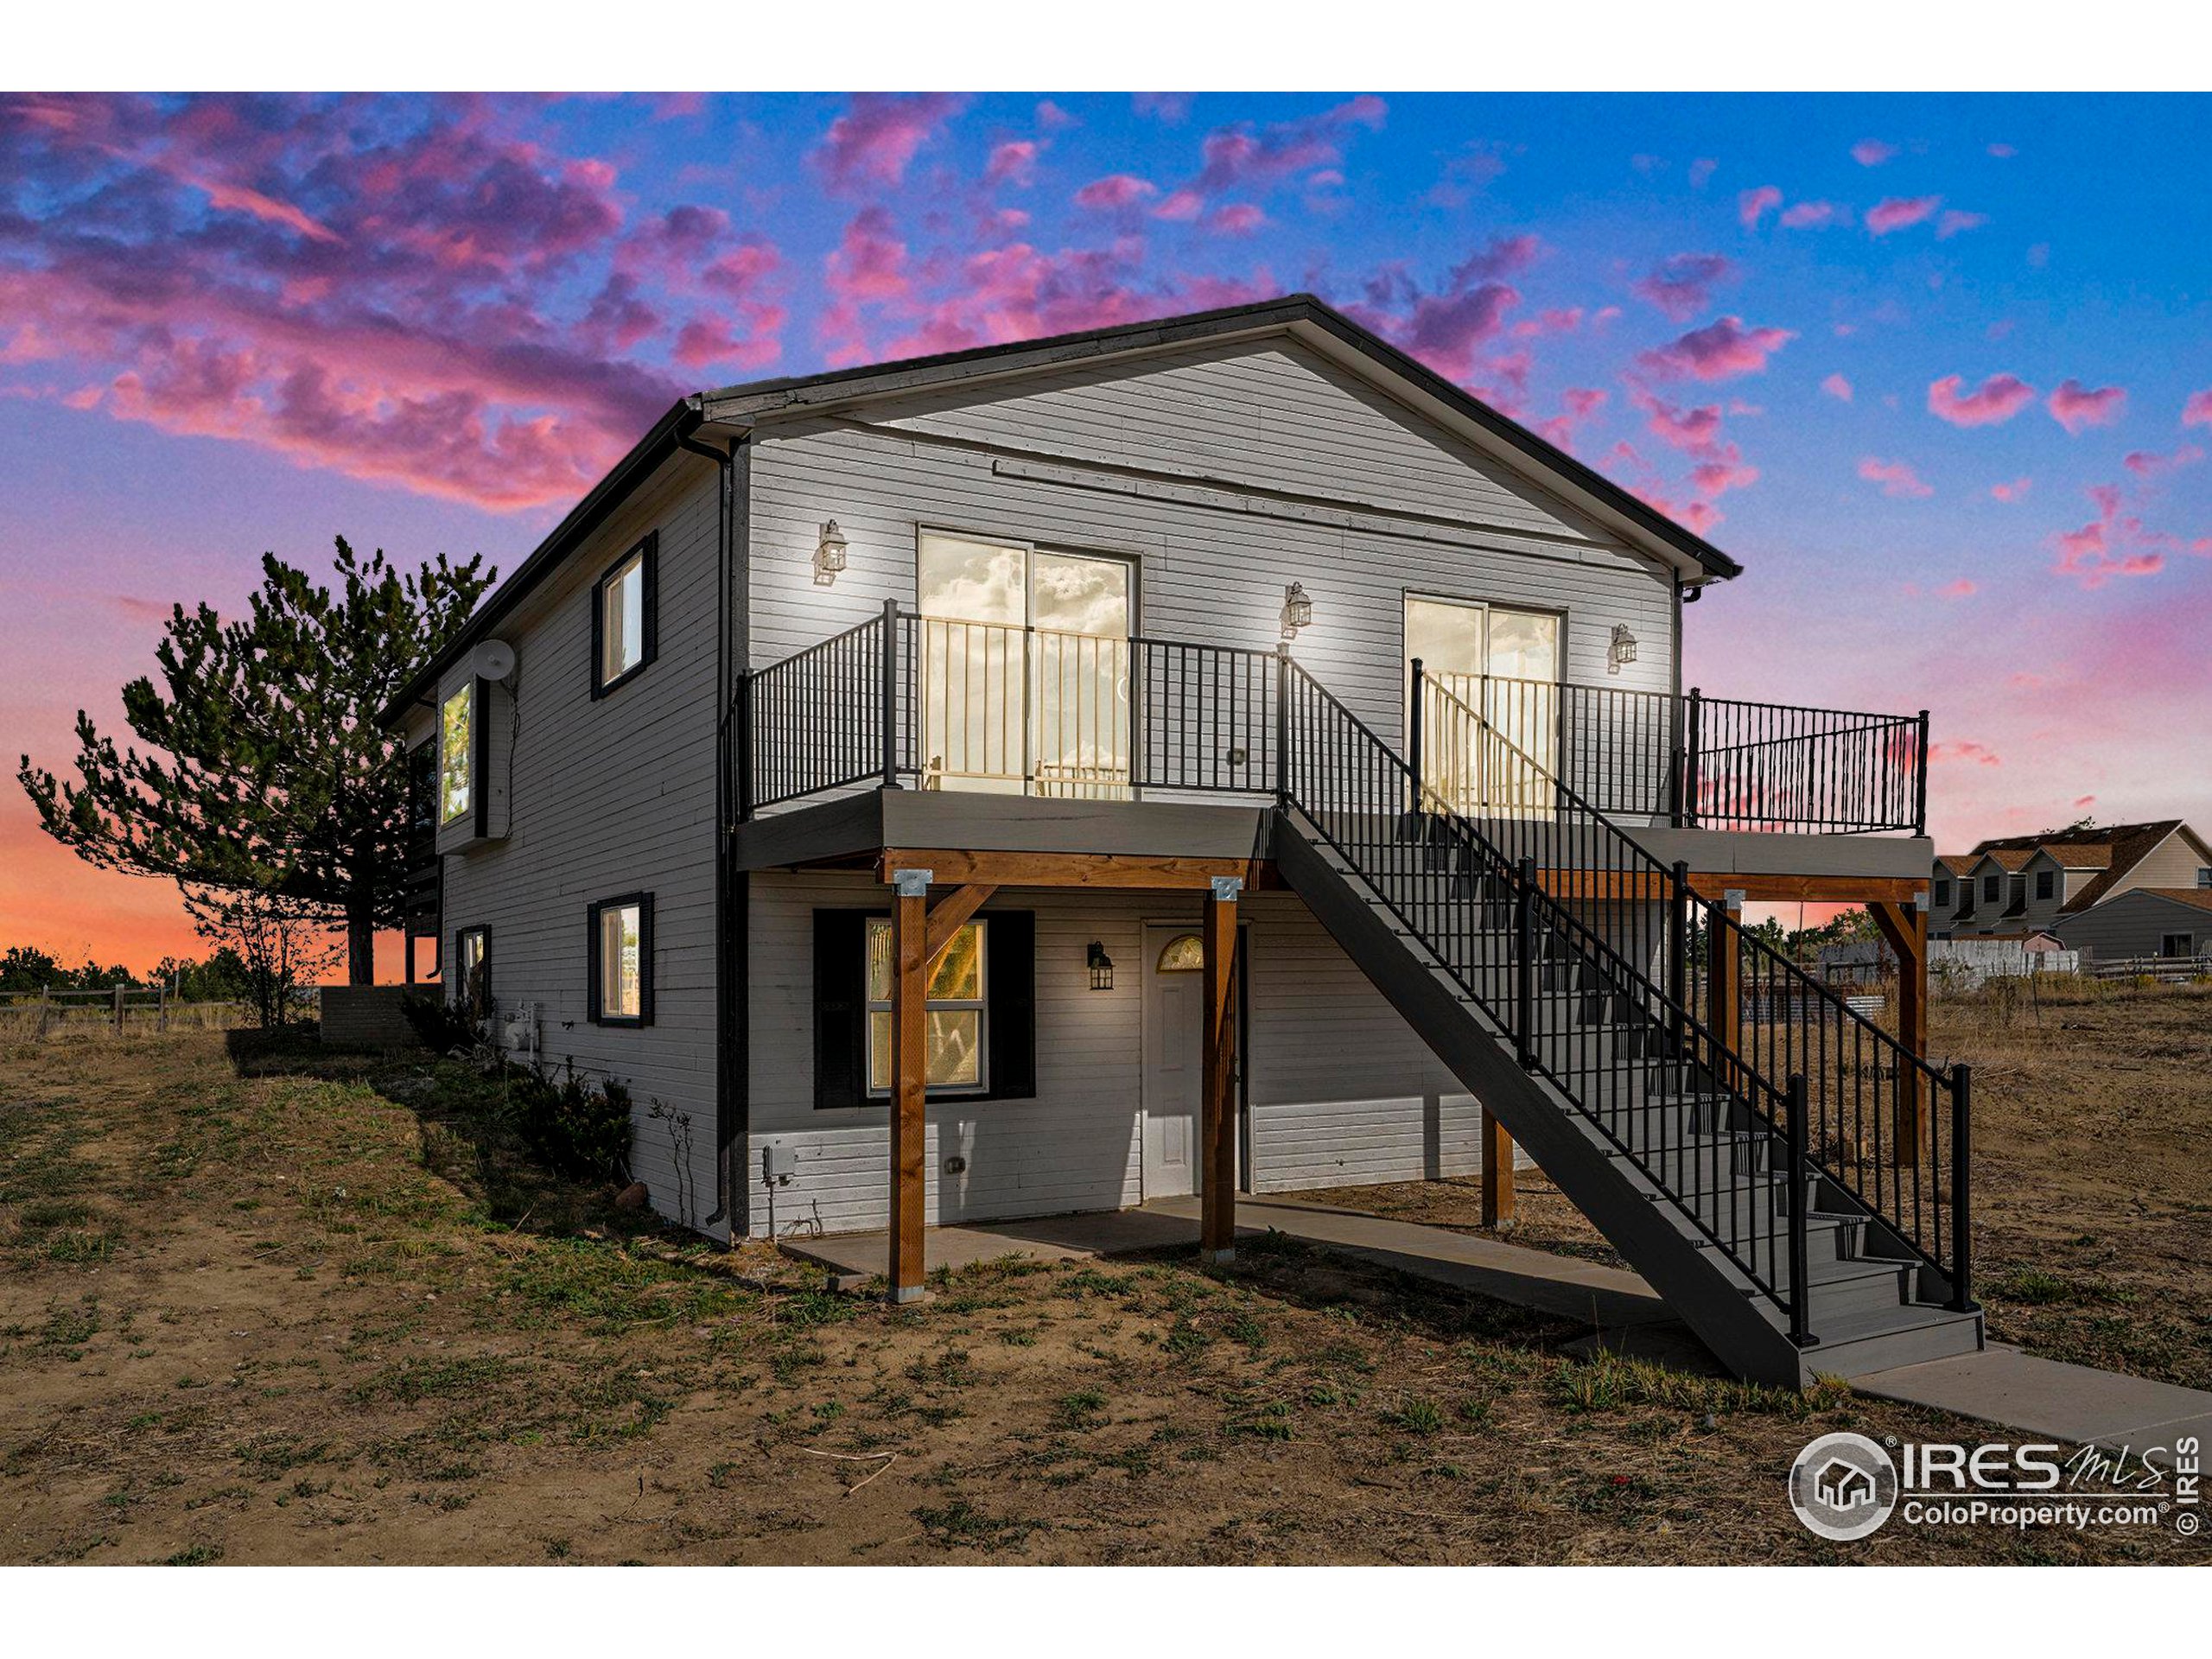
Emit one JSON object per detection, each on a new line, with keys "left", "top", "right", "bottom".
{"left": 437, "top": 455, "right": 726, "bottom": 1233}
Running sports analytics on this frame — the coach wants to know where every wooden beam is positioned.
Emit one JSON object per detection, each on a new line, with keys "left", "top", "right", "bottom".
{"left": 1199, "top": 877, "right": 1241, "bottom": 1264}
{"left": 887, "top": 874, "right": 928, "bottom": 1302}
{"left": 1480, "top": 1108, "right": 1516, "bottom": 1230}
{"left": 1537, "top": 869, "right": 1929, "bottom": 906}
{"left": 923, "top": 882, "right": 997, "bottom": 971}
{"left": 1707, "top": 890, "right": 1744, "bottom": 1097}
{"left": 881, "top": 848, "right": 1274, "bottom": 892}
{"left": 1869, "top": 898, "right": 1930, "bottom": 1166}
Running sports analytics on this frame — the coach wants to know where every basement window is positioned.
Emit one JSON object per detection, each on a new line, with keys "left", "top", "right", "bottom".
{"left": 438, "top": 683, "right": 474, "bottom": 826}
{"left": 865, "top": 918, "right": 988, "bottom": 1094}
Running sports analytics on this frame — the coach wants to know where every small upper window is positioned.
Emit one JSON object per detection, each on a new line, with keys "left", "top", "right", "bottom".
{"left": 1934, "top": 880, "right": 1950, "bottom": 907}
{"left": 1983, "top": 874, "right": 2000, "bottom": 901}
{"left": 2036, "top": 869, "right": 2055, "bottom": 900}
{"left": 1156, "top": 933, "right": 1205, "bottom": 972}
{"left": 590, "top": 894, "right": 653, "bottom": 1026}
{"left": 2197, "top": 868, "right": 2211, "bottom": 889}
{"left": 439, "top": 683, "right": 474, "bottom": 826}
{"left": 594, "top": 536, "right": 658, "bottom": 695}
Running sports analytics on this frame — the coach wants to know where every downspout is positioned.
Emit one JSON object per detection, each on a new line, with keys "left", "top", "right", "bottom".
{"left": 678, "top": 428, "right": 741, "bottom": 1236}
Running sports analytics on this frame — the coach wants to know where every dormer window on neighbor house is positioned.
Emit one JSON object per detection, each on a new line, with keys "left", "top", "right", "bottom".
{"left": 1983, "top": 874, "right": 2000, "bottom": 903}
{"left": 1935, "top": 879, "right": 1951, "bottom": 908}
{"left": 2037, "top": 869, "right": 2055, "bottom": 901}
{"left": 439, "top": 682, "right": 474, "bottom": 828}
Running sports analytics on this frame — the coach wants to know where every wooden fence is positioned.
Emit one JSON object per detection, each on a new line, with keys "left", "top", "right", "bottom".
{"left": 0, "top": 985, "right": 253, "bottom": 1038}
{"left": 2086, "top": 955, "right": 2212, "bottom": 982}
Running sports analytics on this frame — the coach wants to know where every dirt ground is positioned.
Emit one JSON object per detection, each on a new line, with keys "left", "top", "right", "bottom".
{"left": 1287, "top": 978, "right": 2212, "bottom": 1395}
{"left": 1, "top": 1003, "right": 2202, "bottom": 1567}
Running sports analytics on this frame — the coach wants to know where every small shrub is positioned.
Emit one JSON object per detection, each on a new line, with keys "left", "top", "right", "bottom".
{"left": 512, "top": 1061, "right": 633, "bottom": 1185}
{"left": 400, "top": 994, "right": 479, "bottom": 1055}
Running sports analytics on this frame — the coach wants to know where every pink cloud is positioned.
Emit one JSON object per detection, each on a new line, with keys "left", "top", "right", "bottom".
{"left": 1931, "top": 741, "right": 2002, "bottom": 767}
{"left": 1988, "top": 143, "right": 2017, "bottom": 158}
{"left": 1534, "top": 385, "right": 1611, "bottom": 448}
{"left": 1936, "top": 210, "right": 1988, "bottom": 239}
{"left": 1631, "top": 390, "right": 1724, "bottom": 454}
{"left": 1074, "top": 173, "right": 1157, "bottom": 210}
{"left": 1193, "top": 95, "right": 1386, "bottom": 196}
{"left": 1780, "top": 200, "right": 1847, "bottom": 229}
{"left": 984, "top": 141, "right": 1037, "bottom": 188}
{"left": 2123, "top": 444, "right": 2204, "bottom": 478}
{"left": 1151, "top": 188, "right": 1204, "bottom": 222}
{"left": 2178, "top": 389, "right": 2212, "bottom": 428}
{"left": 2051, "top": 480, "right": 2179, "bottom": 587}
{"left": 1851, "top": 139, "right": 1899, "bottom": 166}
{"left": 1630, "top": 252, "right": 1734, "bottom": 321}
{"left": 1936, "top": 578, "right": 1977, "bottom": 599}
{"left": 813, "top": 92, "right": 963, "bottom": 191}
{"left": 2047, "top": 378, "right": 2127, "bottom": 434}
{"left": 1859, "top": 455, "right": 1934, "bottom": 499}
{"left": 1927, "top": 372, "right": 2037, "bottom": 427}
{"left": 1866, "top": 195, "right": 1943, "bottom": 235}
{"left": 1208, "top": 202, "right": 1266, "bottom": 236}
{"left": 1636, "top": 315, "right": 1795, "bottom": 382}
{"left": 1738, "top": 185, "right": 1783, "bottom": 229}
{"left": 1339, "top": 250, "right": 1533, "bottom": 387}
{"left": 1990, "top": 477, "right": 2032, "bottom": 502}
{"left": 1820, "top": 372, "right": 1853, "bottom": 402}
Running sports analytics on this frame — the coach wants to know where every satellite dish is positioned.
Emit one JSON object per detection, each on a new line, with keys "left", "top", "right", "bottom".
{"left": 472, "top": 639, "right": 516, "bottom": 682}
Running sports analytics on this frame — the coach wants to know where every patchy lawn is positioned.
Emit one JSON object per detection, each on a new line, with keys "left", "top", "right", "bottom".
{"left": 1287, "top": 979, "right": 2212, "bottom": 1394}
{"left": 0, "top": 1020, "right": 2198, "bottom": 1565}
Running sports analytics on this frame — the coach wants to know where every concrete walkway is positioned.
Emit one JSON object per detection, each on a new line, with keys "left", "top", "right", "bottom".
{"left": 781, "top": 1197, "right": 2212, "bottom": 1452}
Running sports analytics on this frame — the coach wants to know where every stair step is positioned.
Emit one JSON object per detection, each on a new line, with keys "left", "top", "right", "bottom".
{"left": 1796, "top": 1300, "right": 1984, "bottom": 1376}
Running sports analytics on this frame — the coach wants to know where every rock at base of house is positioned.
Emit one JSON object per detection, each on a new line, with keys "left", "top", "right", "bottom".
{"left": 613, "top": 1181, "right": 650, "bottom": 1211}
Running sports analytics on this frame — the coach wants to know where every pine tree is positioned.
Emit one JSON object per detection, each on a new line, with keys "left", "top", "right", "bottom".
{"left": 18, "top": 537, "right": 492, "bottom": 984}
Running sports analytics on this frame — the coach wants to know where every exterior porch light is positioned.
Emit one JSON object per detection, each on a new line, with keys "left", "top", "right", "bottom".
{"left": 1086, "top": 941, "right": 1115, "bottom": 991}
{"left": 1608, "top": 623, "right": 1638, "bottom": 675}
{"left": 1281, "top": 582, "right": 1314, "bottom": 640}
{"left": 812, "top": 519, "right": 849, "bottom": 586}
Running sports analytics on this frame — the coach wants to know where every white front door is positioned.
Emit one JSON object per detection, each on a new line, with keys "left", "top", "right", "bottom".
{"left": 1141, "top": 922, "right": 1205, "bottom": 1198}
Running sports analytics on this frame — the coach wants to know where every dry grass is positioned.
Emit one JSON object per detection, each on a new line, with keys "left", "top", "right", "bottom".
{"left": 0, "top": 1022, "right": 2199, "bottom": 1565}
{"left": 1287, "top": 980, "right": 2212, "bottom": 1393}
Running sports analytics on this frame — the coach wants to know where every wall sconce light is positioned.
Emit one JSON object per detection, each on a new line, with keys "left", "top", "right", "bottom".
{"left": 813, "top": 519, "right": 849, "bottom": 586}
{"left": 1086, "top": 941, "right": 1115, "bottom": 992}
{"left": 1281, "top": 582, "right": 1314, "bottom": 641}
{"left": 1608, "top": 624, "right": 1638, "bottom": 675}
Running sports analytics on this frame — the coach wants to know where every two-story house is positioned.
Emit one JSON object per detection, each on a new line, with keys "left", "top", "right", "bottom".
{"left": 1931, "top": 821, "right": 2212, "bottom": 953}
{"left": 381, "top": 296, "right": 1976, "bottom": 1384}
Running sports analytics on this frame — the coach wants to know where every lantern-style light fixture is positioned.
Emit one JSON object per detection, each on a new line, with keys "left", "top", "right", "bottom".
{"left": 1281, "top": 582, "right": 1314, "bottom": 641}
{"left": 813, "top": 519, "right": 849, "bottom": 586}
{"left": 1086, "top": 941, "right": 1114, "bottom": 991}
{"left": 1608, "top": 624, "right": 1638, "bottom": 676}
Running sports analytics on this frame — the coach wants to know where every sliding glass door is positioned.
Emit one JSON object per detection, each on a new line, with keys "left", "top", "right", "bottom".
{"left": 917, "top": 532, "right": 1133, "bottom": 797}
{"left": 1405, "top": 594, "right": 1560, "bottom": 817}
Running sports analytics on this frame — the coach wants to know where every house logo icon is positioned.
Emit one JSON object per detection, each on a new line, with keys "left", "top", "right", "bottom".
{"left": 1789, "top": 1432, "right": 1899, "bottom": 1541}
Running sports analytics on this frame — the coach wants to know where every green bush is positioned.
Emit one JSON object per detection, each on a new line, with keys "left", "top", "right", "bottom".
{"left": 512, "top": 1060, "right": 633, "bottom": 1185}
{"left": 400, "top": 992, "right": 479, "bottom": 1054}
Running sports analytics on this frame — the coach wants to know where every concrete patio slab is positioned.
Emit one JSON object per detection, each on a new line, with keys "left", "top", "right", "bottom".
{"left": 1852, "top": 1343, "right": 2212, "bottom": 1452}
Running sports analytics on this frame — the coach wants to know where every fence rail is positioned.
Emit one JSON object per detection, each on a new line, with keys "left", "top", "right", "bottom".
{"left": 2087, "top": 954, "right": 2212, "bottom": 981}
{"left": 0, "top": 985, "right": 249, "bottom": 1038}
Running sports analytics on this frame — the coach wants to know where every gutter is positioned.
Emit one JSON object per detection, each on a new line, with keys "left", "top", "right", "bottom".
{"left": 377, "top": 397, "right": 709, "bottom": 728}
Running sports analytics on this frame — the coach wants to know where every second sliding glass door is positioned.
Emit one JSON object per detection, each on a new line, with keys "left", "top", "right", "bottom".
{"left": 917, "top": 532, "right": 1134, "bottom": 797}
{"left": 1405, "top": 594, "right": 1560, "bottom": 817}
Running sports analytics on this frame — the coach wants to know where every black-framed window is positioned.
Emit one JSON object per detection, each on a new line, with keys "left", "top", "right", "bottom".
{"left": 588, "top": 893, "right": 654, "bottom": 1026}
{"left": 1934, "top": 880, "right": 1950, "bottom": 907}
{"left": 865, "top": 915, "right": 988, "bottom": 1095}
{"left": 813, "top": 909, "right": 1033, "bottom": 1109}
{"left": 592, "top": 532, "right": 658, "bottom": 697}
{"left": 2035, "top": 869, "right": 2055, "bottom": 900}
{"left": 2197, "top": 868, "right": 2211, "bottom": 889}
{"left": 1983, "top": 874, "right": 2000, "bottom": 901}
{"left": 454, "top": 926, "right": 490, "bottom": 1023}
{"left": 438, "top": 681, "right": 475, "bottom": 826}
{"left": 2161, "top": 932, "right": 2195, "bottom": 959}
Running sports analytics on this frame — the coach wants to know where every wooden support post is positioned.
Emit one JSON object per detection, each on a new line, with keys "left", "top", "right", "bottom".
{"left": 1199, "top": 874, "right": 1241, "bottom": 1265}
{"left": 37, "top": 985, "right": 51, "bottom": 1041}
{"left": 112, "top": 982, "right": 125, "bottom": 1035}
{"left": 158, "top": 981, "right": 169, "bottom": 1033}
{"left": 1481, "top": 1108, "right": 1516, "bottom": 1230}
{"left": 887, "top": 868, "right": 931, "bottom": 1303}
{"left": 1708, "top": 888, "right": 1744, "bottom": 1096}
{"left": 1869, "top": 896, "right": 1930, "bottom": 1166}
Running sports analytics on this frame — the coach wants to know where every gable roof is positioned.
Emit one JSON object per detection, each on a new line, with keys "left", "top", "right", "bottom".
{"left": 2056, "top": 822, "right": 2196, "bottom": 912}
{"left": 1935, "top": 854, "right": 1978, "bottom": 877}
{"left": 378, "top": 293, "right": 1742, "bottom": 729}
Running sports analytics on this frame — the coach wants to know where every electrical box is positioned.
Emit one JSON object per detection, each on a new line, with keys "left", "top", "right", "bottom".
{"left": 761, "top": 1144, "right": 796, "bottom": 1184}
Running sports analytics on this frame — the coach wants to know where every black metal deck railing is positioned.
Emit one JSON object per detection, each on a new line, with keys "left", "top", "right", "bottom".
{"left": 1395, "top": 666, "right": 1972, "bottom": 1327}
{"left": 737, "top": 603, "right": 1930, "bottom": 835}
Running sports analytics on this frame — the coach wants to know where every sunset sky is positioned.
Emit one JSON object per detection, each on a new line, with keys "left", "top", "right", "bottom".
{"left": 3, "top": 92, "right": 2208, "bottom": 975}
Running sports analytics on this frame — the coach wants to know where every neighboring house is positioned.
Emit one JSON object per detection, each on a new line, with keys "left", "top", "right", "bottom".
{"left": 380, "top": 295, "right": 1971, "bottom": 1383}
{"left": 2053, "top": 889, "right": 2212, "bottom": 965}
{"left": 1932, "top": 821, "right": 2212, "bottom": 944}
